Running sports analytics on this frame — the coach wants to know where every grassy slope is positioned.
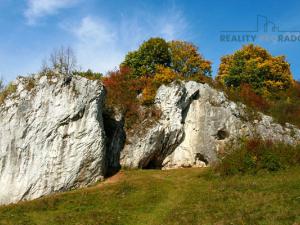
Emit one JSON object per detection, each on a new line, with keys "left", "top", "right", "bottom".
{"left": 0, "top": 168, "right": 300, "bottom": 225}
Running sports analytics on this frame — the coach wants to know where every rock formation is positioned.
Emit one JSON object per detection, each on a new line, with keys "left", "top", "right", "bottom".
{"left": 1, "top": 76, "right": 300, "bottom": 205}
{"left": 0, "top": 75, "right": 106, "bottom": 204}
{"left": 121, "top": 81, "right": 300, "bottom": 169}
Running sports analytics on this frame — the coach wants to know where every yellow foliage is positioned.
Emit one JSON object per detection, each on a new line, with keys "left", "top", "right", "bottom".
{"left": 153, "top": 65, "right": 179, "bottom": 85}
{"left": 141, "top": 83, "right": 157, "bottom": 105}
{"left": 169, "top": 40, "right": 211, "bottom": 77}
{"left": 216, "top": 44, "right": 294, "bottom": 94}
{"left": 139, "top": 66, "right": 180, "bottom": 105}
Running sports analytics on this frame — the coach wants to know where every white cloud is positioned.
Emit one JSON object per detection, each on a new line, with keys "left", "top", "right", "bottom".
{"left": 66, "top": 16, "right": 124, "bottom": 73}
{"left": 64, "top": 7, "right": 189, "bottom": 74}
{"left": 158, "top": 10, "right": 188, "bottom": 40}
{"left": 24, "top": 0, "right": 78, "bottom": 25}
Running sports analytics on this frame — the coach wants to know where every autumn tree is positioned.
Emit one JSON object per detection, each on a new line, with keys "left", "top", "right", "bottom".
{"left": 217, "top": 44, "right": 293, "bottom": 95}
{"left": 122, "top": 37, "right": 171, "bottom": 77}
{"left": 102, "top": 67, "right": 138, "bottom": 114}
{"left": 169, "top": 40, "right": 212, "bottom": 78}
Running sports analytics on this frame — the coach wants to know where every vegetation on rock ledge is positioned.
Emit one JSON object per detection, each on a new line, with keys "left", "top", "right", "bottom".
{"left": 103, "top": 37, "right": 212, "bottom": 129}
{"left": 214, "top": 138, "right": 300, "bottom": 176}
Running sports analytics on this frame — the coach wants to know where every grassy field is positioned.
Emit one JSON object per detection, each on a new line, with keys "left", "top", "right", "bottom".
{"left": 0, "top": 167, "right": 300, "bottom": 225}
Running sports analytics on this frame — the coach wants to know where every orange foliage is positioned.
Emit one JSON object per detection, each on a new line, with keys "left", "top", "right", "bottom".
{"left": 239, "top": 84, "right": 269, "bottom": 111}
{"left": 102, "top": 66, "right": 139, "bottom": 114}
{"left": 153, "top": 65, "right": 180, "bottom": 85}
{"left": 103, "top": 66, "right": 162, "bottom": 128}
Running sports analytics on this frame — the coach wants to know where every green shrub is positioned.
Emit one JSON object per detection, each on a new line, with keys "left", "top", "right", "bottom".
{"left": 214, "top": 79, "right": 300, "bottom": 127}
{"left": 73, "top": 69, "right": 102, "bottom": 80}
{"left": 215, "top": 138, "right": 300, "bottom": 176}
{"left": 261, "top": 151, "right": 281, "bottom": 171}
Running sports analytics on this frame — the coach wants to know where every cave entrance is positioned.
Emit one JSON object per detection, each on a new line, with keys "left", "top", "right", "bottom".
{"left": 216, "top": 129, "right": 229, "bottom": 140}
{"left": 195, "top": 153, "right": 208, "bottom": 165}
{"left": 142, "top": 158, "right": 163, "bottom": 169}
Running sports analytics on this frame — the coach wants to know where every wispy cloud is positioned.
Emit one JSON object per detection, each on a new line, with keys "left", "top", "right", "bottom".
{"left": 67, "top": 16, "right": 123, "bottom": 73}
{"left": 24, "top": 0, "right": 78, "bottom": 25}
{"left": 63, "top": 7, "right": 189, "bottom": 74}
{"left": 156, "top": 9, "right": 188, "bottom": 40}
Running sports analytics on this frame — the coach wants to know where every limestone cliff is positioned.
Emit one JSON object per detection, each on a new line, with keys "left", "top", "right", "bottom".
{"left": 120, "top": 81, "right": 300, "bottom": 169}
{"left": 1, "top": 77, "right": 300, "bottom": 205}
{"left": 0, "top": 75, "right": 106, "bottom": 205}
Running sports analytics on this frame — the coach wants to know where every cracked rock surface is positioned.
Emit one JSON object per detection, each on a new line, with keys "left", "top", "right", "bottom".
{"left": 0, "top": 75, "right": 106, "bottom": 205}
{"left": 1, "top": 77, "right": 300, "bottom": 204}
{"left": 120, "top": 81, "right": 300, "bottom": 169}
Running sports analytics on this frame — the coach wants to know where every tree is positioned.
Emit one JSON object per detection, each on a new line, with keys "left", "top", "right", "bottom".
{"left": 217, "top": 44, "right": 294, "bottom": 95}
{"left": 169, "top": 40, "right": 212, "bottom": 77}
{"left": 102, "top": 67, "right": 138, "bottom": 113}
{"left": 122, "top": 37, "right": 171, "bottom": 77}
{"left": 44, "top": 46, "right": 77, "bottom": 75}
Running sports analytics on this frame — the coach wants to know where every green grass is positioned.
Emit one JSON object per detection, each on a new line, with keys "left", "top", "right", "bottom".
{"left": 0, "top": 167, "right": 300, "bottom": 225}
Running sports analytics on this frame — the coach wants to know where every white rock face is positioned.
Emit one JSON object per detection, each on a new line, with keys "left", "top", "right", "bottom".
{"left": 0, "top": 75, "right": 106, "bottom": 205}
{"left": 120, "top": 81, "right": 198, "bottom": 168}
{"left": 121, "top": 81, "right": 300, "bottom": 169}
{"left": 1, "top": 77, "right": 299, "bottom": 204}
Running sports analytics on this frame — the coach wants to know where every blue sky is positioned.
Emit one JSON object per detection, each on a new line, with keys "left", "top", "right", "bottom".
{"left": 1, "top": 0, "right": 300, "bottom": 82}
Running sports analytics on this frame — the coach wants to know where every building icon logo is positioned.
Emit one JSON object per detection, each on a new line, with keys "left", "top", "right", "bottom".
{"left": 220, "top": 15, "right": 300, "bottom": 42}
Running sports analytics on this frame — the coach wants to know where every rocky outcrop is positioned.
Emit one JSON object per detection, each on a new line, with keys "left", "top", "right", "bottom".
{"left": 120, "top": 81, "right": 199, "bottom": 168}
{"left": 121, "top": 81, "right": 300, "bottom": 169}
{"left": 1, "top": 76, "right": 300, "bottom": 204}
{"left": 0, "top": 75, "right": 106, "bottom": 205}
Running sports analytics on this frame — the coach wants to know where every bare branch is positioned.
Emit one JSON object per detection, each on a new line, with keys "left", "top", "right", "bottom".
{"left": 46, "top": 46, "right": 77, "bottom": 75}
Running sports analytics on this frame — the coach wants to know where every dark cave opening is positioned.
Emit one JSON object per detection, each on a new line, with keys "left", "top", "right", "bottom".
{"left": 195, "top": 153, "right": 208, "bottom": 165}
{"left": 142, "top": 158, "right": 162, "bottom": 169}
{"left": 216, "top": 129, "right": 229, "bottom": 140}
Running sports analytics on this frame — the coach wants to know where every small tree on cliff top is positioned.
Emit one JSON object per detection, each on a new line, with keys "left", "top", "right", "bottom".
{"left": 122, "top": 38, "right": 212, "bottom": 80}
{"left": 169, "top": 40, "right": 212, "bottom": 78}
{"left": 122, "top": 37, "right": 171, "bottom": 77}
{"left": 43, "top": 46, "right": 77, "bottom": 75}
